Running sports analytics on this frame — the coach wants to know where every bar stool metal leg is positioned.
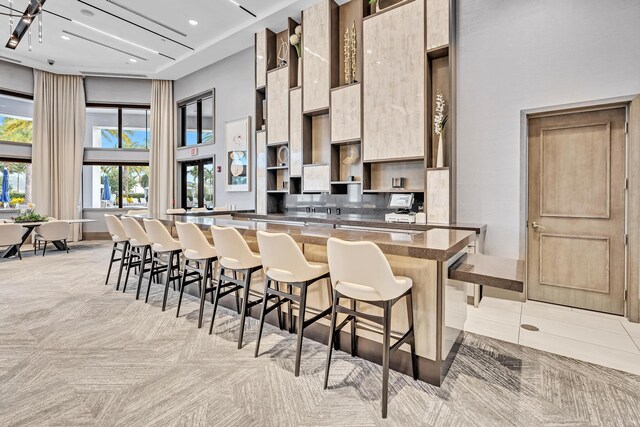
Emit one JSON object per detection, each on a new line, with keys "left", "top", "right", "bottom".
{"left": 135, "top": 246, "right": 149, "bottom": 300}
{"left": 381, "top": 300, "right": 392, "bottom": 419}
{"left": 105, "top": 242, "right": 117, "bottom": 285}
{"left": 237, "top": 268, "right": 252, "bottom": 349}
{"left": 115, "top": 242, "right": 129, "bottom": 291}
{"left": 197, "top": 259, "right": 212, "bottom": 328}
{"left": 323, "top": 289, "right": 339, "bottom": 390}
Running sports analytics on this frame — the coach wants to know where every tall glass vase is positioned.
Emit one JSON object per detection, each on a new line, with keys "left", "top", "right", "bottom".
{"left": 436, "top": 133, "right": 444, "bottom": 168}
{"left": 297, "top": 57, "right": 302, "bottom": 87}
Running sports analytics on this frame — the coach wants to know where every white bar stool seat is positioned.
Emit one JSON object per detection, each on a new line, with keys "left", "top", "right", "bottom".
{"left": 254, "top": 231, "right": 332, "bottom": 376}
{"left": 104, "top": 214, "right": 130, "bottom": 289}
{"left": 143, "top": 219, "right": 184, "bottom": 310}
{"left": 121, "top": 217, "right": 153, "bottom": 300}
{"left": 209, "top": 225, "right": 264, "bottom": 349}
{"left": 175, "top": 221, "right": 219, "bottom": 328}
{"left": 324, "top": 237, "right": 417, "bottom": 419}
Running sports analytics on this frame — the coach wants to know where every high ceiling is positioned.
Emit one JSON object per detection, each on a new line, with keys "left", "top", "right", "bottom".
{"left": 0, "top": 0, "right": 323, "bottom": 79}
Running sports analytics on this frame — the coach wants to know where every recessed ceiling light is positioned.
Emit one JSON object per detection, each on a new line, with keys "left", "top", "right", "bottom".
{"left": 80, "top": 9, "right": 95, "bottom": 17}
{"left": 129, "top": 58, "right": 137, "bottom": 63}
{"left": 61, "top": 35, "right": 71, "bottom": 41}
{"left": 188, "top": 19, "right": 198, "bottom": 26}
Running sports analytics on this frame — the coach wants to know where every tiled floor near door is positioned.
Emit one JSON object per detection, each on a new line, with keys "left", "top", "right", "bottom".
{"left": 465, "top": 297, "right": 640, "bottom": 375}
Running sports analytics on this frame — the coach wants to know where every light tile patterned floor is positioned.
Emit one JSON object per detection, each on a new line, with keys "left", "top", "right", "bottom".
{"left": 466, "top": 296, "right": 640, "bottom": 375}
{"left": 2, "top": 241, "right": 640, "bottom": 426}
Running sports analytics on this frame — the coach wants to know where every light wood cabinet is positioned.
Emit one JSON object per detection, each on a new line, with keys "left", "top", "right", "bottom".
{"left": 267, "top": 67, "right": 289, "bottom": 144}
{"left": 290, "top": 88, "right": 303, "bottom": 176}
{"left": 330, "top": 84, "right": 361, "bottom": 142}
{"left": 426, "top": 168, "right": 449, "bottom": 223}
{"left": 303, "top": 164, "right": 330, "bottom": 193}
{"left": 363, "top": 0, "right": 425, "bottom": 161}
{"left": 302, "top": 0, "right": 333, "bottom": 113}
{"left": 426, "top": 0, "right": 449, "bottom": 51}
{"left": 255, "top": 29, "right": 275, "bottom": 89}
{"left": 256, "top": 131, "right": 267, "bottom": 214}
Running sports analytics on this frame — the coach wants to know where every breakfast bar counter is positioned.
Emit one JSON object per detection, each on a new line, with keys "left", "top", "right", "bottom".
{"left": 128, "top": 213, "right": 475, "bottom": 386}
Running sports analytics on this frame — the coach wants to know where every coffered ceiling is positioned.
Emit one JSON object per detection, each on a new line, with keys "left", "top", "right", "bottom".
{"left": 0, "top": 0, "right": 325, "bottom": 79}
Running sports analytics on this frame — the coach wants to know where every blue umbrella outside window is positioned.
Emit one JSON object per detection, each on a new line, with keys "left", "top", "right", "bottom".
{"left": 102, "top": 175, "right": 111, "bottom": 203}
{"left": 0, "top": 168, "right": 10, "bottom": 207}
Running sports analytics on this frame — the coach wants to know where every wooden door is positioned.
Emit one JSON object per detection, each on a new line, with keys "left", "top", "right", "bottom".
{"left": 528, "top": 107, "right": 627, "bottom": 315}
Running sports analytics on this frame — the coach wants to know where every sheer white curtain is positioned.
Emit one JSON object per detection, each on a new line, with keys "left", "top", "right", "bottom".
{"left": 31, "top": 70, "right": 86, "bottom": 241}
{"left": 149, "top": 80, "right": 175, "bottom": 216}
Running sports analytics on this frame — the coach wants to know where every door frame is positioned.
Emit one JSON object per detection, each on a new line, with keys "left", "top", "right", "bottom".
{"left": 521, "top": 95, "right": 636, "bottom": 318}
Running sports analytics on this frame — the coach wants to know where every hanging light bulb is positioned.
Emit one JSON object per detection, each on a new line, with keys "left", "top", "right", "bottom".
{"left": 38, "top": 11, "right": 42, "bottom": 43}
{"left": 9, "top": 0, "right": 13, "bottom": 38}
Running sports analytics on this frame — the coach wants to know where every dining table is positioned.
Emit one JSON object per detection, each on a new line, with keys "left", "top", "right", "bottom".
{"left": 1, "top": 219, "right": 97, "bottom": 258}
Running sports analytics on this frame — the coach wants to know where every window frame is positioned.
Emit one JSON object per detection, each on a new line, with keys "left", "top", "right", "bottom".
{"left": 180, "top": 159, "right": 214, "bottom": 209}
{"left": 83, "top": 103, "right": 151, "bottom": 210}
{"left": 85, "top": 103, "right": 151, "bottom": 150}
{"left": 178, "top": 90, "right": 215, "bottom": 147}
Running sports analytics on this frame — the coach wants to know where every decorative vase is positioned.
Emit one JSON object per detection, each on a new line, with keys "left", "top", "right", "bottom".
{"left": 376, "top": 0, "right": 381, "bottom": 13}
{"left": 436, "top": 133, "right": 444, "bottom": 168}
{"left": 297, "top": 57, "right": 302, "bottom": 87}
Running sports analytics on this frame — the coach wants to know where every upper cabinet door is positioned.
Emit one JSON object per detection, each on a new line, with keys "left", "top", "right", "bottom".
{"left": 256, "top": 30, "right": 267, "bottom": 89}
{"left": 289, "top": 88, "right": 303, "bottom": 176}
{"left": 302, "top": 0, "right": 332, "bottom": 113}
{"left": 267, "top": 67, "right": 290, "bottom": 145}
{"left": 363, "top": 0, "right": 425, "bottom": 161}
{"left": 426, "top": 0, "right": 450, "bottom": 51}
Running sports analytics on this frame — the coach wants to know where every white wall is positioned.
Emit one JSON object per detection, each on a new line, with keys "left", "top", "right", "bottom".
{"left": 173, "top": 48, "right": 255, "bottom": 210}
{"left": 0, "top": 61, "right": 33, "bottom": 95}
{"left": 456, "top": 0, "right": 640, "bottom": 258}
{"left": 85, "top": 77, "right": 151, "bottom": 105}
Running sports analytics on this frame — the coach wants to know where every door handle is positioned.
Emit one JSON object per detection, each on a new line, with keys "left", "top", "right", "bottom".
{"left": 531, "top": 222, "right": 546, "bottom": 230}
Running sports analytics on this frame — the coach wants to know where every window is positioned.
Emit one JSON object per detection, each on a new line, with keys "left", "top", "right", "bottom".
{"left": 0, "top": 160, "right": 32, "bottom": 208}
{"left": 181, "top": 159, "right": 214, "bottom": 209}
{"left": 0, "top": 93, "right": 33, "bottom": 144}
{"left": 179, "top": 92, "right": 214, "bottom": 146}
{"left": 82, "top": 165, "right": 149, "bottom": 209}
{"left": 86, "top": 106, "right": 150, "bottom": 149}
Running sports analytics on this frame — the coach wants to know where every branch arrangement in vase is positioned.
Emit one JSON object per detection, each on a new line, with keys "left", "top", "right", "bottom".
{"left": 289, "top": 25, "right": 302, "bottom": 59}
{"left": 13, "top": 203, "right": 48, "bottom": 223}
{"left": 434, "top": 91, "right": 449, "bottom": 168}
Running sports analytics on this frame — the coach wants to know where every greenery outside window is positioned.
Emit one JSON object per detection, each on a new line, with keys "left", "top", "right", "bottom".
{"left": 86, "top": 105, "right": 150, "bottom": 149}
{"left": 82, "top": 165, "right": 149, "bottom": 209}
{"left": 181, "top": 159, "right": 214, "bottom": 209}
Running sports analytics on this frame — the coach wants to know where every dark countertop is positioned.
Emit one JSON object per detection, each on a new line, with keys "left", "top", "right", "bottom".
{"left": 233, "top": 213, "right": 487, "bottom": 235}
{"left": 128, "top": 213, "right": 475, "bottom": 262}
{"left": 448, "top": 253, "right": 525, "bottom": 293}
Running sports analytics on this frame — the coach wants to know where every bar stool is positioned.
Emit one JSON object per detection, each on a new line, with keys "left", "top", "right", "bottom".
{"left": 323, "top": 237, "right": 417, "bottom": 419}
{"left": 104, "top": 214, "right": 130, "bottom": 289}
{"left": 121, "top": 217, "right": 153, "bottom": 300}
{"left": 175, "top": 221, "right": 218, "bottom": 328}
{"left": 143, "top": 219, "right": 183, "bottom": 310}
{"left": 209, "top": 225, "right": 263, "bottom": 349}
{"left": 254, "top": 231, "right": 331, "bottom": 376}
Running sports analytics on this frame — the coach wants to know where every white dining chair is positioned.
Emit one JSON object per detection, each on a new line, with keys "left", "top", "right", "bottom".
{"left": 166, "top": 208, "right": 186, "bottom": 214}
{"left": 127, "top": 209, "right": 150, "bottom": 216}
{"left": 104, "top": 214, "right": 130, "bottom": 290}
{"left": 190, "top": 207, "right": 208, "bottom": 213}
{"left": 0, "top": 223, "right": 25, "bottom": 260}
{"left": 324, "top": 237, "right": 417, "bottom": 419}
{"left": 34, "top": 220, "right": 70, "bottom": 256}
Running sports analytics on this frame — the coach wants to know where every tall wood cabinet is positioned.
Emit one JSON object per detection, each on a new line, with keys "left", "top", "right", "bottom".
{"left": 255, "top": 0, "right": 456, "bottom": 219}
